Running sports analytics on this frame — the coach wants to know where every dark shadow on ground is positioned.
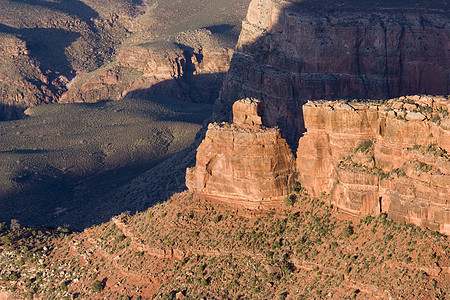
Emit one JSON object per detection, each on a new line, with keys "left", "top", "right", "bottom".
{"left": 0, "top": 103, "right": 25, "bottom": 121}
{"left": 0, "top": 23, "right": 81, "bottom": 76}
{"left": 125, "top": 73, "right": 227, "bottom": 105}
{"left": 10, "top": 0, "right": 99, "bottom": 22}
{"left": 204, "top": 24, "right": 235, "bottom": 35}
{"left": 0, "top": 95, "right": 211, "bottom": 230}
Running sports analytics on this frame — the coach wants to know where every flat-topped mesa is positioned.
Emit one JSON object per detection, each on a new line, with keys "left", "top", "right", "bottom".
{"left": 186, "top": 99, "right": 296, "bottom": 209}
{"left": 296, "top": 96, "right": 450, "bottom": 234}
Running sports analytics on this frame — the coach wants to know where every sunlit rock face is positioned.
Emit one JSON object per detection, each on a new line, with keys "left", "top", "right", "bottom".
{"left": 216, "top": 0, "right": 449, "bottom": 146}
{"left": 186, "top": 98, "right": 296, "bottom": 209}
{"left": 296, "top": 96, "right": 450, "bottom": 235}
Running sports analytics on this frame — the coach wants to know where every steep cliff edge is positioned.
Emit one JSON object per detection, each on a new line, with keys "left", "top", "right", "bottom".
{"left": 186, "top": 98, "right": 296, "bottom": 209}
{"left": 297, "top": 96, "right": 450, "bottom": 234}
{"left": 61, "top": 31, "right": 233, "bottom": 104}
{"left": 189, "top": 96, "right": 449, "bottom": 233}
{"left": 216, "top": 0, "right": 449, "bottom": 146}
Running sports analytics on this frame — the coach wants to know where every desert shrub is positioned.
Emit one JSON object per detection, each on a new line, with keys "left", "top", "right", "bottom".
{"left": 9, "top": 271, "right": 20, "bottom": 281}
{"left": 291, "top": 182, "right": 305, "bottom": 194}
{"left": 363, "top": 215, "right": 374, "bottom": 225}
{"left": 115, "top": 234, "right": 126, "bottom": 244}
{"left": 200, "top": 278, "right": 209, "bottom": 286}
{"left": 91, "top": 280, "right": 104, "bottom": 293}
{"left": 10, "top": 219, "right": 20, "bottom": 231}
{"left": 60, "top": 280, "right": 68, "bottom": 291}
{"left": 355, "top": 140, "right": 373, "bottom": 153}
{"left": 278, "top": 292, "right": 287, "bottom": 300}
{"left": 430, "top": 115, "right": 441, "bottom": 124}
{"left": 283, "top": 195, "right": 295, "bottom": 207}
{"left": 57, "top": 226, "right": 69, "bottom": 233}
{"left": 1, "top": 235, "right": 13, "bottom": 246}
{"left": 342, "top": 225, "right": 354, "bottom": 238}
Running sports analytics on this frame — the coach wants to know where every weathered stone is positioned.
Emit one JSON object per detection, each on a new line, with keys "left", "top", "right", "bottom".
{"left": 406, "top": 112, "right": 426, "bottom": 121}
{"left": 186, "top": 99, "right": 296, "bottom": 209}
{"left": 233, "top": 98, "right": 263, "bottom": 126}
{"left": 296, "top": 98, "right": 450, "bottom": 234}
{"left": 216, "top": 0, "right": 449, "bottom": 146}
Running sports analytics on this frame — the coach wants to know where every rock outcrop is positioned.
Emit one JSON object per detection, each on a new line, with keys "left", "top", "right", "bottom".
{"left": 297, "top": 96, "right": 450, "bottom": 234}
{"left": 216, "top": 0, "right": 449, "bottom": 146}
{"left": 0, "top": 34, "right": 67, "bottom": 120}
{"left": 186, "top": 98, "right": 296, "bottom": 209}
{"left": 189, "top": 96, "right": 449, "bottom": 233}
{"left": 61, "top": 30, "right": 234, "bottom": 104}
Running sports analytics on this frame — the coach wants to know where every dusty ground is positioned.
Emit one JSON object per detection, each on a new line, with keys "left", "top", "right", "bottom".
{"left": 0, "top": 96, "right": 211, "bottom": 229}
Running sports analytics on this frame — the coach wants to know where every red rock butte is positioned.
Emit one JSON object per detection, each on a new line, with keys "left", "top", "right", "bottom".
{"left": 186, "top": 98, "right": 296, "bottom": 209}
{"left": 188, "top": 96, "right": 450, "bottom": 235}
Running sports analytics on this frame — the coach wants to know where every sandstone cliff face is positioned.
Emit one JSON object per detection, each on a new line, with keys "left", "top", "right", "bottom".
{"left": 60, "top": 30, "right": 234, "bottom": 104}
{"left": 186, "top": 98, "right": 296, "bottom": 209}
{"left": 297, "top": 96, "right": 450, "bottom": 234}
{"left": 189, "top": 95, "right": 449, "bottom": 233}
{"left": 216, "top": 0, "right": 449, "bottom": 146}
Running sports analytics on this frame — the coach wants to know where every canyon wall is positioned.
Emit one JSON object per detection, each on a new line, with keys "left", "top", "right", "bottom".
{"left": 189, "top": 96, "right": 449, "bottom": 234}
{"left": 0, "top": 34, "right": 67, "bottom": 120}
{"left": 216, "top": 0, "right": 449, "bottom": 146}
{"left": 297, "top": 96, "right": 450, "bottom": 234}
{"left": 61, "top": 31, "right": 234, "bottom": 104}
{"left": 186, "top": 98, "right": 296, "bottom": 209}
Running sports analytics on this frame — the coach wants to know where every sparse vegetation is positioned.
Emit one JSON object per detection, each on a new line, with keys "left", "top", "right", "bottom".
{"left": 0, "top": 191, "right": 447, "bottom": 299}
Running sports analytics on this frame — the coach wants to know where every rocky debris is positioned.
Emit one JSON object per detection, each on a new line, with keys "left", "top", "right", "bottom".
{"left": 186, "top": 99, "right": 296, "bottom": 209}
{"left": 296, "top": 96, "right": 450, "bottom": 234}
{"left": 216, "top": 0, "right": 449, "bottom": 146}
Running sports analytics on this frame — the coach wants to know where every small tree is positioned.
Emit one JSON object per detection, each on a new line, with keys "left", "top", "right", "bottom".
{"left": 91, "top": 280, "right": 104, "bottom": 293}
{"left": 283, "top": 194, "right": 295, "bottom": 207}
{"left": 10, "top": 219, "right": 20, "bottom": 231}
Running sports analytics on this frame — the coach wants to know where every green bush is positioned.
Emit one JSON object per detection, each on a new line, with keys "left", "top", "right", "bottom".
{"left": 355, "top": 140, "right": 373, "bottom": 153}
{"left": 342, "top": 225, "right": 354, "bottom": 238}
{"left": 60, "top": 281, "right": 68, "bottom": 291}
{"left": 115, "top": 234, "right": 126, "bottom": 244}
{"left": 201, "top": 278, "right": 209, "bottom": 286}
{"left": 91, "top": 280, "right": 104, "bottom": 293}
{"left": 9, "top": 271, "right": 20, "bottom": 281}
{"left": 283, "top": 195, "right": 295, "bottom": 207}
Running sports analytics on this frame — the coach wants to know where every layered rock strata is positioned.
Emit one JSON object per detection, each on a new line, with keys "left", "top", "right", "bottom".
{"left": 216, "top": 0, "right": 449, "bottom": 146}
{"left": 61, "top": 34, "right": 233, "bottom": 104}
{"left": 297, "top": 96, "right": 450, "bottom": 234}
{"left": 186, "top": 98, "right": 296, "bottom": 209}
{"left": 189, "top": 95, "right": 449, "bottom": 233}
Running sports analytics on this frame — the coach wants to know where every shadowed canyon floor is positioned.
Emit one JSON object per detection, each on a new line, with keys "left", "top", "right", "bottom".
{"left": 0, "top": 96, "right": 211, "bottom": 229}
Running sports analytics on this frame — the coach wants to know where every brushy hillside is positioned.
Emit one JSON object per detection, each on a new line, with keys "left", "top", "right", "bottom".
{"left": 0, "top": 188, "right": 448, "bottom": 299}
